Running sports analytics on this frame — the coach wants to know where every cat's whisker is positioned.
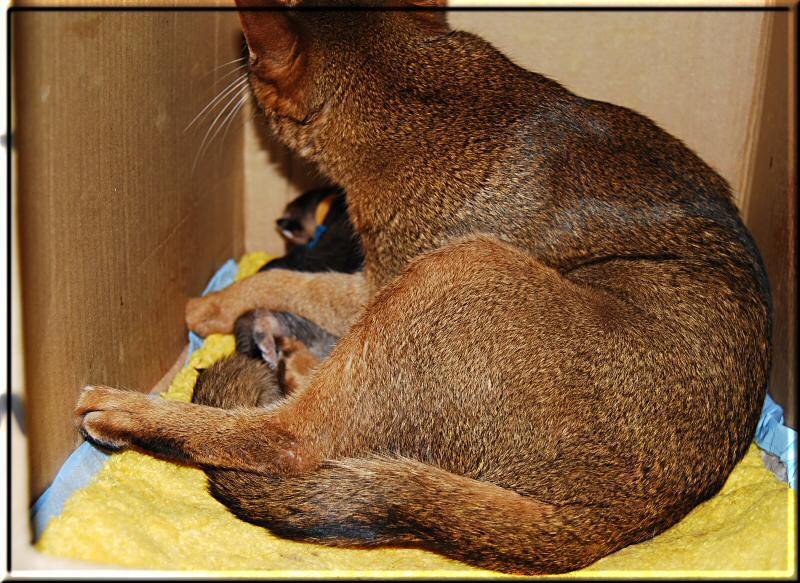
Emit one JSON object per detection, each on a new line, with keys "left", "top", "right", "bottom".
{"left": 191, "top": 84, "right": 250, "bottom": 173}
{"left": 184, "top": 73, "right": 249, "bottom": 133}
{"left": 205, "top": 87, "right": 250, "bottom": 156}
{"left": 185, "top": 73, "right": 249, "bottom": 133}
{"left": 204, "top": 56, "right": 246, "bottom": 77}
{"left": 211, "top": 55, "right": 246, "bottom": 73}
{"left": 201, "top": 84, "right": 250, "bottom": 153}
{"left": 219, "top": 93, "right": 252, "bottom": 148}
{"left": 194, "top": 57, "right": 247, "bottom": 86}
{"left": 213, "top": 64, "right": 248, "bottom": 88}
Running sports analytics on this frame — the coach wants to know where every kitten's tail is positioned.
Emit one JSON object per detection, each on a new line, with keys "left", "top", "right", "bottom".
{"left": 208, "top": 454, "right": 641, "bottom": 575}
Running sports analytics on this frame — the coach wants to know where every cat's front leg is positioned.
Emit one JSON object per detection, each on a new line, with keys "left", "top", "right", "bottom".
{"left": 75, "top": 386, "right": 156, "bottom": 451}
{"left": 75, "top": 385, "right": 310, "bottom": 474}
{"left": 185, "top": 269, "right": 368, "bottom": 338}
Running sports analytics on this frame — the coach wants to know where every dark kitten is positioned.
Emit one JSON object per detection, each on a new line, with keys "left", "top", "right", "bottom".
{"left": 234, "top": 309, "right": 338, "bottom": 365}
{"left": 261, "top": 186, "right": 363, "bottom": 274}
{"left": 275, "top": 187, "right": 340, "bottom": 248}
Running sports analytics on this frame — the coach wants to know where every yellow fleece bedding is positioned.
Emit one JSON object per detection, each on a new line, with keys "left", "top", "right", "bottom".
{"left": 36, "top": 252, "right": 796, "bottom": 577}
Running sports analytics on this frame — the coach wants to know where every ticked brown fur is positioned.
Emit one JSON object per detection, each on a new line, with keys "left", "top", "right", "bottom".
{"left": 77, "top": 0, "right": 772, "bottom": 574}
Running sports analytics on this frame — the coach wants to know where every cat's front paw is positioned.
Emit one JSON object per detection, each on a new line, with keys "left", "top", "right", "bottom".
{"left": 186, "top": 292, "right": 234, "bottom": 336}
{"left": 74, "top": 385, "right": 154, "bottom": 450}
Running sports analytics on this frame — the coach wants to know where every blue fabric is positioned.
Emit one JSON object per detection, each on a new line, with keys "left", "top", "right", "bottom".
{"left": 186, "top": 258, "right": 239, "bottom": 362}
{"left": 32, "top": 258, "right": 240, "bottom": 541}
{"left": 755, "top": 393, "right": 797, "bottom": 489}
{"left": 30, "top": 441, "right": 110, "bottom": 541}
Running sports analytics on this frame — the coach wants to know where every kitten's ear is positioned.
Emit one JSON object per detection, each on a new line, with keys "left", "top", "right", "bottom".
{"left": 390, "top": 0, "right": 449, "bottom": 35}
{"left": 235, "top": 0, "right": 308, "bottom": 119}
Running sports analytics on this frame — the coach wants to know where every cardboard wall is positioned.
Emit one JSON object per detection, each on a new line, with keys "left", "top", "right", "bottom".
{"left": 744, "top": 11, "right": 796, "bottom": 428}
{"left": 14, "top": 9, "right": 246, "bottom": 499}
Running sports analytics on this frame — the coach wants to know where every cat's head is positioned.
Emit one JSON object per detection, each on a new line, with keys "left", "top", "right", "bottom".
{"left": 235, "top": 0, "right": 449, "bottom": 156}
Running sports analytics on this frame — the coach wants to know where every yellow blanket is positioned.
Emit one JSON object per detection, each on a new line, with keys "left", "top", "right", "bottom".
{"left": 37, "top": 253, "right": 796, "bottom": 577}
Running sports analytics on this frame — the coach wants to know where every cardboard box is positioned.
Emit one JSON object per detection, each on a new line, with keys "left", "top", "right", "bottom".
{"left": 7, "top": 0, "right": 795, "bottom": 572}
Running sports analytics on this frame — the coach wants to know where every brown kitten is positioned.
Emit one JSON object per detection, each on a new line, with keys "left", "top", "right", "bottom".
{"left": 79, "top": 0, "right": 771, "bottom": 575}
{"left": 193, "top": 352, "right": 283, "bottom": 409}
{"left": 192, "top": 340, "right": 317, "bottom": 411}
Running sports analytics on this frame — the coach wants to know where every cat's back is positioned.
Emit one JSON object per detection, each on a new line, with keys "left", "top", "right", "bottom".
{"left": 442, "top": 33, "right": 768, "bottom": 291}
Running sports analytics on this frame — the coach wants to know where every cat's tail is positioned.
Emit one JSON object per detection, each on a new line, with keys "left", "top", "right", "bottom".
{"left": 206, "top": 454, "right": 639, "bottom": 575}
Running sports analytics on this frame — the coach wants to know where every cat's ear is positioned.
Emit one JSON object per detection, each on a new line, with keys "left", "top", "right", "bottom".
{"left": 390, "top": 0, "right": 449, "bottom": 35}
{"left": 235, "top": 0, "right": 302, "bottom": 67}
{"left": 235, "top": 0, "right": 308, "bottom": 119}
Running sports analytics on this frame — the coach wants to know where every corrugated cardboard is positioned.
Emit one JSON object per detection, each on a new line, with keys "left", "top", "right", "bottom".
{"left": 13, "top": 9, "right": 245, "bottom": 499}
{"left": 744, "top": 11, "right": 796, "bottom": 428}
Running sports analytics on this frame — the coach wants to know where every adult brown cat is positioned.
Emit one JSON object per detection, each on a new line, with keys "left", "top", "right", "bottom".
{"left": 76, "top": 0, "right": 772, "bottom": 574}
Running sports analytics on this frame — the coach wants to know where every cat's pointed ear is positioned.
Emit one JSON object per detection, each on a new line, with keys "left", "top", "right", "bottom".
{"left": 235, "top": 0, "right": 302, "bottom": 67}
{"left": 390, "top": 0, "right": 449, "bottom": 35}
{"left": 235, "top": 0, "right": 308, "bottom": 119}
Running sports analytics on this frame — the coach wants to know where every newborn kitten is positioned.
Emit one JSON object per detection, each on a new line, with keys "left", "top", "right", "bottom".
{"left": 261, "top": 186, "right": 363, "bottom": 274}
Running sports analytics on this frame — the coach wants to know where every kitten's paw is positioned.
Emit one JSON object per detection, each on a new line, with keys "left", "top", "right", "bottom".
{"left": 186, "top": 292, "right": 233, "bottom": 336}
{"left": 74, "top": 385, "right": 153, "bottom": 450}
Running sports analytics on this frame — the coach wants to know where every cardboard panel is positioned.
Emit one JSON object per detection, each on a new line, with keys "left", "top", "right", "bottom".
{"left": 14, "top": 10, "right": 245, "bottom": 499}
{"left": 243, "top": 106, "right": 327, "bottom": 256}
{"left": 743, "top": 12, "right": 796, "bottom": 427}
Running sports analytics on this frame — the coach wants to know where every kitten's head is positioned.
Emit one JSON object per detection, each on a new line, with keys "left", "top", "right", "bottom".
{"left": 276, "top": 187, "right": 342, "bottom": 247}
{"left": 235, "top": 0, "right": 449, "bottom": 155}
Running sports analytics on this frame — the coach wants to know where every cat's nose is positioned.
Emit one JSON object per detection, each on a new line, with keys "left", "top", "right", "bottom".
{"left": 277, "top": 218, "right": 291, "bottom": 230}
